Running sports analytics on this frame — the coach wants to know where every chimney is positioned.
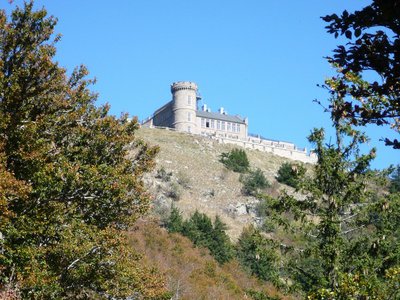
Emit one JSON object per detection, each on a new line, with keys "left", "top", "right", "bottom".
{"left": 219, "top": 107, "right": 224, "bottom": 114}
{"left": 202, "top": 104, "right": 207, "bottom": 112}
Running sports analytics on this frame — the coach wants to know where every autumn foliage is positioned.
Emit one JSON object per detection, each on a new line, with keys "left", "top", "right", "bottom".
{"left": 0, "top": 2, "right": 168, "bottom": 298}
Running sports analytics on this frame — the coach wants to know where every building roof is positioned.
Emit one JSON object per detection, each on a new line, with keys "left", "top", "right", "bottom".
{"left": 196, "top": 110, "right": 246, "bottom": 124}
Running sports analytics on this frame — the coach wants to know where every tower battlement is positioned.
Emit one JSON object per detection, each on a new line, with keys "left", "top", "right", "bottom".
{"left": 171, "top": 81, "right": 198, "bottom": 92}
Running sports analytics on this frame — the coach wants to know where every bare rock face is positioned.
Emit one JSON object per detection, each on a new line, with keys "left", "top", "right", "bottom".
{"left": 137, "top": 128, "right": 303, "bottom": 240}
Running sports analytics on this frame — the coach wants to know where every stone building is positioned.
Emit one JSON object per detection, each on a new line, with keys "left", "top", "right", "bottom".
{"left": 142, "top": 81, "right": 317, "bottom": 164}
{"left": 142, "top": 81, "right": 248, "bottom": 139}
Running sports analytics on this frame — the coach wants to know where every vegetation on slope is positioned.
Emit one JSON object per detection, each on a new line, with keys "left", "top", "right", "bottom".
{"left": 129, "top": 218, "right": 291, "bottom": 300}
{"left": 0, "top": 3, "right": 168, "bottom": 298}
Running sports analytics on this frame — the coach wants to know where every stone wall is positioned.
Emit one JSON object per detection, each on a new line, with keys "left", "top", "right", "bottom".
{"left": 216, "top": 136, "right": 317, "bottom": 164}
{"left": 143, "top": 126, "right": 317, "bottom": 164}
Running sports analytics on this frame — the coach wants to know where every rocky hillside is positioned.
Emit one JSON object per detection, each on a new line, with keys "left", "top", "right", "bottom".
{"left": 137, "top": 127, "right": 309, "bottom": 240}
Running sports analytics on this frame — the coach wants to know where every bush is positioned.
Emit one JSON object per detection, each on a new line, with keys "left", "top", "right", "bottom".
{"left": 240, "top": 168, "right": 270, "bottom": 196}
{"left": 177, "top": 171, "right": 191, "bottom": 188}
{"left": 220, "top": 149, "right": 250, "bottom": 173}
{"left": 156, "top": 167, "right": 172, "bottom": 182}
{"left": 167, "top": 182, "right": 181, "bottom": 200}
{"left": 276, "top": 162, "right": 306, "bottom": 188}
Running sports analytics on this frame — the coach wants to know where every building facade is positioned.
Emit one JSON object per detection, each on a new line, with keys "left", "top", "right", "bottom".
{"left": 142, "top": 81, "right": 317, "bottom": 164}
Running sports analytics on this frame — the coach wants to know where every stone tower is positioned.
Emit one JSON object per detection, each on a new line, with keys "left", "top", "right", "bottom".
{"left": 171, "top": 81, "right": 198, "bottom": 133}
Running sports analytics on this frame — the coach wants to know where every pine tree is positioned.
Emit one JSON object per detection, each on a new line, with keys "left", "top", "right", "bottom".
{"left": 236, "top": 225, "right": 279, "bottom": 282}
{"left": 263, "top": 77, "right": 400, "bottom": 298}
{"left": 166, "top": 205, "right": 184, "bottom": 233}
{"left": 209, "top": 216, "right": 234, "bottom": 264}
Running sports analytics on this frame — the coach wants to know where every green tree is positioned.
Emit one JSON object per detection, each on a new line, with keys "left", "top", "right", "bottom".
{"left": 173, "top": 211, "right": 234, "bottom": 264}
{"left": 220, "top": 148, "right": 250, "bottom": 173}
{"left": 389, "top": 164, "right": 400, "bottom": 193}
{"left": 209, "top": 216, "right": 234, "bottom": 264}
{"left": 264, "top": 82, "right": 400, "bottom": 297}
{"left": 236, "top": 225, "right": 278, "bottom": 282}
{"left": 322, "top": 0, "right": 400, "bottom": 149}
{"left": 0, "top": 2, "right": 169, "bottom": 298}
{"left": 276, "top": 162, "right": 306, "bottom": 189}
{"left": 166, "top": 205, "right": 184, "bottom": 233}
{"left": 182, "top": 211, "right": 214, "bottom": 249}
{"left": 240, "top": 168, "right": 270, "bottom": 196}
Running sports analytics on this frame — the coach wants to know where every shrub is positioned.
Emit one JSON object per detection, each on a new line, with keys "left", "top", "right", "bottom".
{"left": 177, "top": 171, "right": 191, "bottom": 188}
{"left": 240, "top": 168, "right": 270, "bottom": 196}
{"left": 156, "top": 167, "right": 172, "bottom": 182}
{"left": 167, "top": 182, "right": 181, "bottom": 200}
{"left": 220, "top": 149, "right": 250, "bottom": 173}
{"left": 276, "top": 162, "right": 306, "bottom": 188}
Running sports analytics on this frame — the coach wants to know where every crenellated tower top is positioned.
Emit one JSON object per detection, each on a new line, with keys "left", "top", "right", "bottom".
{"left": 171, "top": 81, "right": 198, "bottom": 93}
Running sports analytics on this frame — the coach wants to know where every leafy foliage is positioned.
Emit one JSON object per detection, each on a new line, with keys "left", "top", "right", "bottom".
{"left": 220, "top": 148, "right": 250, "bottom": 173}
{"left": 389, "top": 164, "right": 400, "bottom": 194}
{"left": 240, "top": 168, "right": 270, "bottom": 196}
{"left": 322, "top": 0, "right": 400, "bottom": 148}
{"left": 276, "top": 162, "right": 306, "bottom": 188}
{"left": 0, "top": 2, "right": 169, "bottom": 298}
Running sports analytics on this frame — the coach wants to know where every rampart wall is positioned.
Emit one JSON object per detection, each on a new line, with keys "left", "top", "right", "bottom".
{"left": 144, "top": 126, "right": 317, "bottom": 164}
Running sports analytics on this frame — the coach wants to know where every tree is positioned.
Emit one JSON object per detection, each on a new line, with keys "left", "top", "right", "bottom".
{"left": 322, "top": 0, "right": 400, "bottom": 148}
{"left": 236, "top": 225, "right": 279, "bottom": 282}
{"left": 263, "top": 85, "right": 400, "bottom": 297}
{"left": 389, "top": 164, "right": 400, "bottom": 193}
{"left": 240, "top": 168, "right": 270, "bottom": 196}
{"left": 166, "top": 205, "right": 184, "bottom": 233}
{"left": 0, "top": 2, "right": 169, "bottom": 298}
{"left": 220, "top": 148, "right": 250, "bottom": 173}
{"left": 209, "top": 216, "right": 235, "bottom": 264}
{"left": 169, "top": 210, "right": 234, "bottom": 264}
{"left": 276, "top": 162, "right": 306, "bottom": 189}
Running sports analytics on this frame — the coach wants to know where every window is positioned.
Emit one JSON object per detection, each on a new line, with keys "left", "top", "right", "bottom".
{"left": 201, "top": 118, "right": 205, "bottom": 128}
{"left": 188, "top": 112, "right": 191, "bottom": 121}
{"left": 206, "top": 119, "right": 210, "bottom": 128}
{"left": 211, "top": 120, "right": 215, "bottom": 129}
{"left": 188, "top": 95, "right": 192, "bottom": 105}
{"left": 217, "top": 121, "right": 221, "bottom": 130}
{"left": 237, "top": 124, "right": 240, "bottom": 132}
{"left": 227, "top": 122, "right": 231, "bottom": 131}
{"left": 232, "top": 123, "right": 236, "bottom": 132}
{"left": 188, "top": 126, "right": 191, "bottom": 133}
{"left": 222, "top": 121, "right": 225, "bottom": 131}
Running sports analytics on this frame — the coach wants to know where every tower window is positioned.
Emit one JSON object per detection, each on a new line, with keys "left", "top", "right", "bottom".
{"left": 188, "top": 112, "right": 191, "bottom": 121}
{"left": 188, "top": 95, "right": 192, "bottom": 105}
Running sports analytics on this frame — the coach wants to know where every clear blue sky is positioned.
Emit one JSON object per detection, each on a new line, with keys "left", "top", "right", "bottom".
{"left": 2, "top": 1, "right": 398, "bottom": 169}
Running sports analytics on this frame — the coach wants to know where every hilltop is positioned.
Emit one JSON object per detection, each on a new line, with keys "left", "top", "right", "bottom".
{"left": 136, "top": 127, "right": 310, "bottom": 240}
